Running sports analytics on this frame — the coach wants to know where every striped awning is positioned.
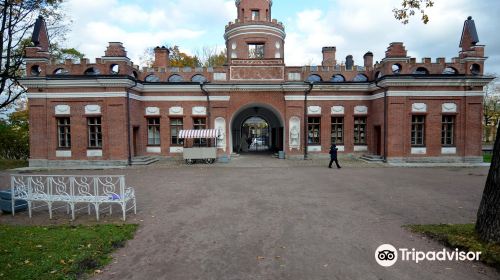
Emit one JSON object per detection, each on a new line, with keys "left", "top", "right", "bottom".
{"left": 179, "top": 129, "right": 220, "bottom": 139}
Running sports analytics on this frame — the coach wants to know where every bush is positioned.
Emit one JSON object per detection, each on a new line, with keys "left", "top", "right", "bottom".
{"left": 0, "top": 110, "right": 29, "bottom": 160}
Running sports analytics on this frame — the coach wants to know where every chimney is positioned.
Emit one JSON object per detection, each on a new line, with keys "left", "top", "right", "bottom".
{"left": 322, "top": 47, "right": 336, "bottom": 66}
{"left": 345, "top": 55, "right": 354, "bottom": 70}
{"left": 363, "top": 52, "right": 373, "bottom": 68}
{"left": 153, "top": 46, "right": 170, "bottom": 68}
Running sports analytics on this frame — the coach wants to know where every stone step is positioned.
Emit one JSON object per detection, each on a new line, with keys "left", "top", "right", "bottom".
{"left": 131, "top": 156, "right": 159, "bottom": 165}
{"left": 360, "top": 154, "right": 384, "bottom": 162}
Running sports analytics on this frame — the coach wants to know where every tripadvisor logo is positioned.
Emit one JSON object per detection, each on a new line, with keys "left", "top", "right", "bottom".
{"left": 375, "top": 244, "right": 481, "bottom": 267}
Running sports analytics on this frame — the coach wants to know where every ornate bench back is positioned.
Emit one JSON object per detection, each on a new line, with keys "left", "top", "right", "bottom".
{"left": 10, "top": 175, "right": 125, "bottom": 201}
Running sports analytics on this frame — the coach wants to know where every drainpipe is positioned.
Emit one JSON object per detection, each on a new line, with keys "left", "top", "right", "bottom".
{"left": 126, "top": 78, "right": 138, "bottom": 166}
{"left": 304, "top": 81, "right": 314, "bottom": 160}
{"left": 375, "top": 79, "right": 388, "bottom": 163}
{"left": 200, "top": 82, "right": 211, "bottom": 129}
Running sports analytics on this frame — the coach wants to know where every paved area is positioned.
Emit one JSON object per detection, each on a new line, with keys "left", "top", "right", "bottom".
{"left": 0, "top": 157, "right": 498, "bottom": 280}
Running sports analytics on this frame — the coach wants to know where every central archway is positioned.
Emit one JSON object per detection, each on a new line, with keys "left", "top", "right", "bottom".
{"left": 230, "top": 103, "right": 284, "bottom": 154}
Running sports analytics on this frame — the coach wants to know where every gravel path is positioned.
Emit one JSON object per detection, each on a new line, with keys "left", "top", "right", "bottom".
{"left": 0, "top": 158, "right": 497, "bottom": 280}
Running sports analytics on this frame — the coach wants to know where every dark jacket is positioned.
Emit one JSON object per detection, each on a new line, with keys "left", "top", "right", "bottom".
{"left": 329, "top": 146, "right": 338, "bottom": 159}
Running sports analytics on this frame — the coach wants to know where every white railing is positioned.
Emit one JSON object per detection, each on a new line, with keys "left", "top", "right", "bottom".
{"left": 10, "top": 175, "right": 136, "bottom": 221}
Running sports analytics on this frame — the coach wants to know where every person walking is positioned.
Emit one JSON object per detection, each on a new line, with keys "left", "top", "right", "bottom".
{"left": 328, "top": 144, "right": 341, "bottom": 169}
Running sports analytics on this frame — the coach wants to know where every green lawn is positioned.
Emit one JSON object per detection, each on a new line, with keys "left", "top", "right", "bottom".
{"left": 406, "top": 224, "right": 500, "bottom": 269}
{"left": 483, "top": 153, "right": 492, "bottom": 163}
{"left": 0, "top": 224, "right": 138, "bottom": 280}
{"left": 0, "top": 159, "right": 28, "bottom": 170}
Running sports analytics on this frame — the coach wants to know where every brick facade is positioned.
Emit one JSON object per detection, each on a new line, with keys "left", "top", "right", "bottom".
{"left": 22, "top": 1, "right": 493, "bottom": 166}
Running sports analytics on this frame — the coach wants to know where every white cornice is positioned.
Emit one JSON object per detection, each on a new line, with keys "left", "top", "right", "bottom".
{"left": 285, "top": 90, "right": 484, "bottom": 101}
{"left": 20, "top": 78, "right": 136, "bottom": 88}
{"left": 224, "top": 24, "right": 286, "bottom": 40}
{"left": 27, "top": 91, "right": 230, "bottom": 101}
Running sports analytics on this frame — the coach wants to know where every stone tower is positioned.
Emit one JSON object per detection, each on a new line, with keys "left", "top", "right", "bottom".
{"left": 225, "top": 0, "right": 285, "bottom": 64}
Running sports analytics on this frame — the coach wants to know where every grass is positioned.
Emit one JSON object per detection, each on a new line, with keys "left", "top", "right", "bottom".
{"left": 483, "top": 153, "right": 492, "bottom": 163}
{"left": 0, "top": 159, "right": 28, "bottom": 170}
{"left": 406, "top": 224, "right": 500, "bottom": 269}
{"left": 0, "top": 224, "right": 138, "bottom": 280}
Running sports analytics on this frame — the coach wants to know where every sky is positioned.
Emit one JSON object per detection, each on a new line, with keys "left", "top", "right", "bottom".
{"left": 58, "top": 0, "right": 500, "bottom": 74}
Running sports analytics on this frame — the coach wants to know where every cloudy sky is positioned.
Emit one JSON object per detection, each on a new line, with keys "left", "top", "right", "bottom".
{"left": 61, "top": 0, "right": 500, "bottom": 74}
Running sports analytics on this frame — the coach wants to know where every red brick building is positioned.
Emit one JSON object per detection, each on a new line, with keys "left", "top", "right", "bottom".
{"left": 23, "top": 0, "right": 493, "bottom": 167}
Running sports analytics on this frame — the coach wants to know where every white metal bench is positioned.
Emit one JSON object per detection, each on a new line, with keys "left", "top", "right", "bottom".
{"left": 10, "top": 175, "right": 137, "bottom": 221}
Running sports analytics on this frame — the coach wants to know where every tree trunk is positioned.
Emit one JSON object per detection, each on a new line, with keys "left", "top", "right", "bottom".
{"left": 476, "top": 124, "right": 500, "bottom": 242}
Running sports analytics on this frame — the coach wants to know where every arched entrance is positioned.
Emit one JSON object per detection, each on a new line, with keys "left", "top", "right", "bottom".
{"left": 230, "top": 104, "right": 284, "bottom": 154}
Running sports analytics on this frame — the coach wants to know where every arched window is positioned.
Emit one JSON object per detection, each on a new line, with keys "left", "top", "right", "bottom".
{"left": 470, "top": 64, "right": 481, "bottom": 75}
{"left": 191, "top": 74, "right": 207, "bottom": 83}
{"left": 53, "top": 68, "right": 69, "bottom": 75}
{"left": 168, "top": 74, "right": 184, "bottom": 83}
{"left": 131, "top": 71, "right": 138, "bottom": 79}
{"left": 306, "top": 74, "right": 322, "bottom": 83}
{"left": 442, "top": 67, "right": 458, "bottom": 75}
{"left": 375, "top": 71, "right": 382, "bottom": 79}
{"left": 110, "top": 64, "right": 120, "bottom": 75}
{"left": 331, "top": 74, "right": 345, "bottom": 83}
{"left": 145, "top": 74, "right": 160, "bottom": 82}
{"left": 413, "top": 67, "right": 429, "bottom": 75}
{"left": 31, "top": 65, "right": 41, "bottom": 76}
{"left": 353, "top": 74, "right": 368, "bottom": 82}
{"left": 392, "top": 64, "right": 402, "bottom": 74}
{"left": 84, "top": 67, "right": 100, "bottom": 75}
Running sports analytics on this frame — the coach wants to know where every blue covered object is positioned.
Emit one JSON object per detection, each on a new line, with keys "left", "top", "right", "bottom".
{"left": 0, "top": 190, "right": 27, "bottom": 213}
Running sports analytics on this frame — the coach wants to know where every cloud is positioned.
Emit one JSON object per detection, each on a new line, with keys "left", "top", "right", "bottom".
{"left": 60, "top": 0, "right": 499, "bottom": 73}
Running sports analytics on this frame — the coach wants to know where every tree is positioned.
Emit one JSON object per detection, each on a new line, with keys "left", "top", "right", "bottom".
{"left": 0, "top": 0, "right": 65, "bottom": 110}
{"left": 477, "top": 76, "right": 500, "bottom": 242}
{"left": 140, "top": 45, "right": 226, "bottom": 68}
{"left": 393, "top": 0, "right": 435, "bottom": 24}
{"left": 168, "top": 45, "right": 201, "bottom": 68}
{"left": 0, "top": 100, "right": 29, "bottom": 160}
{"left": 483, "top": 77, "right": 500, "bottom": 143}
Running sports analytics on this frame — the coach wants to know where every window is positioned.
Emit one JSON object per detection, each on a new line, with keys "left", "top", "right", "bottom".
{"left": 170, "top": 118, "right": 183, "bottom": 146}
{"left": 354, "top": 117, "right": 367, "bottom": 145}
{"left": 353, "top": 74, "right": 368, "bottom": 82}
{"left": 193, "top": 118, "right": 207, "bottom": 146}
{"left": 147, "top": 118, "right": 161, "bottom": 146}
{"left": 191, "top": 74, "right": 207, "bottom": 83}
{"left": 308, "top": 117, "right": 321, "bottom": 144}
{"left": 413, "top": 67, "right": 429, "bottom": 75}
{"left": 57, "top": 117, "right": 71, "bottom": 148}
{"left": 251, "top": 10, "right": 260, "bottom": 20}
{"left": 168, "top": 74, "right": 184, "bottom": 83}
{"left": 331, "top": 117, "right": 344, "bottom": 145}
{"left": 87, "top": 117, "right": 102, "bottom": 148}
{"left": 442, "top": 115, "right": 455, "bottom": 146}
{"left": 392, "top": 64, "right": 402, "bottom": 74}
{"left": 331, "top": 74, "right": 345, "bottom": 82}
{"left": 248, "top": 43, "right": 265, "bottom": 59}
{"left": 306, "top": 74, "right": 322, "bottom": 83}
{"left": 411, "top": 115, "right": 425, "bottom": 146}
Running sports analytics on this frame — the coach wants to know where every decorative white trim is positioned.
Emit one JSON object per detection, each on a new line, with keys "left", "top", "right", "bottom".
{"left": 169, "top": 106, "right": 183, "bottom": 115}
{"left": 308, "top": 106, "right": 321, "bottom": 115}
{"left": 133, "top": 95, "right": 230, "bottom": 102}
{"left": 87, "top": 150, "right": 103, "bottom": 157}
{"left": 224, "top": 25, "right": 286, "bottom": 40}
{"left": 336, "top": 145, "right": 345, "bottom": 152}
{"left": 284, "top": 90, "right": 484, "bottom": 101}
{"left": 331, "top": 106, "right": 345, "bottom": 115}
{"left": 354, "top": 145, "right": 368, "bottom": 152}
{"left": 145, "top": 107, "right": 160, "bottom": 116}
{"left": 307, "top": 146, "right": 321, "bottom": 152}
{"left": 213, "top": 73, "right": 227, "bottom": 81}
{"left": 412, "top": 103, "right": 427, "bottom": 113}
{"left": 354, "top": 105, "right": 368, "bottom": 115}
{"left": 192, "top": 106, "right": 207, "bottom": 116}
{"left": 55, "top": 105, "right": 70, "bottom": 115}
{"left": 441, "top": 147, "right": 457, "bottom": 154}
{"left": 170, "top": 147, "right": 183, "bottom": 153}
{"left": 411, "top": 147, "right": 427, "bottom": 155}
{"left": 147, "top": 147, "right": 161, "bottom": 153}
{"left": 56, "top": 150, "right": 72, "bottom": 158}
{"left": 85, "top": 105, "right": 101, "bottom": 115}
{"left": 442, "top": 103, "right": 457, "bottom": 113}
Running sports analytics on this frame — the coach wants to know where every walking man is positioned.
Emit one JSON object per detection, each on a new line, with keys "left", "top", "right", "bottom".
{"left": 328, "top": 144, "right": 341, "bottom": 169}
